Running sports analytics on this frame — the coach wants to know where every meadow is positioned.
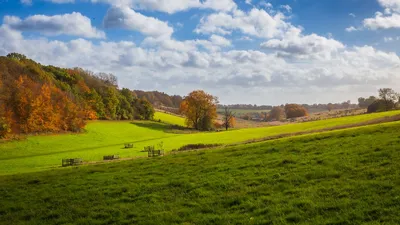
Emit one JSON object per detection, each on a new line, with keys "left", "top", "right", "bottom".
{"left": 1, "top": 121, "right": 400, "bottom": 224}
{"left": 217, "top": 108, "right": 270, "bottom": 116}
{"left": 154, "top": 111, "right": 186, "bottom": 127}
{"left": 0, "top": 110, "right": 399, "bottom": 175}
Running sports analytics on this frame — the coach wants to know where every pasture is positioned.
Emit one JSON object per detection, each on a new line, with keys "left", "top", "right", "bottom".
{"left": 154, "top": 111, "right": 186, "bottom": 127}
{"left": 1, "top": 121, "right": 400, "bottom": 224}
{"left": 0, "top": 110, "right": 399, "bottom": 175}
{"left": 217, "top": 108, "right": 271, "bottom": 116}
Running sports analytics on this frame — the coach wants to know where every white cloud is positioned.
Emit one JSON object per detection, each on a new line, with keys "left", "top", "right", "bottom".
{"left": 91, "top": 0, "right": 236, "bottom": 14}
{"left": 46, "top": 0, "right": 75, "bottom": 3}
{"left": 245, "top": 0, "right": 252, "bottom": 5}
{"left": 378, "top": 0, "right": 400, "bottom": 12}
{"left": 3, "top": 0, "right": 400, "bottom": 104}
{"left": 210, "top": 34, "right": 231, "bottom": 47}
{"left": 103, "top": 6, "right": 173, "bottom": 39}
{"left": 345, "top": 26, "right": 358, "bottom": 32}
{"left": 384, "top": 36, "right": 400, "bottom": 42}
{"left": 3, "top": 13, "right": 105, "bottom": 38}
{"left": 238, "top": 36, "right": 253, "bottom": 41}
{"left": 363, "top": 12, "right": 400, "bottom": 29}
{"left": 349, "top": 13, "right": 356, "bottom": 18}
{"left": 259, "top": 1, "right": 273, "bottom": 8}
{"left": 261, "top": 27, "right": 345, "bottom": 60}
{"left": 195, "top": 8, "right": 291, "bottom": 39}
{"left": 280, "top": 5, "right": 292, "bottom": 13}
{"left": 20, "top": 0, "right": 32, "bottom": 5}
{"left": 1, "top": 24, "right": 399, "bottom": 105}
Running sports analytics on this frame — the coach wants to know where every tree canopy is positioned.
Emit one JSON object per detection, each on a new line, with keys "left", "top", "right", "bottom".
{"left": 0, "top": 53, "right": 154, "bottom": 138}
{"left": 284, "top": 104, "right": 309, "bottom": 119}
{"left": 180, "top": 90, "right": 218, "bottom": 131}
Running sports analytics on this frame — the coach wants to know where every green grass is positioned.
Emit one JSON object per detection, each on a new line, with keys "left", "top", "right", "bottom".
{"left": 0, "top": 110, "right": 399, "bottom": 175}
{"left": 1, "top": 121, "right": 400, "bottom": 224}
{"left": 217, "top": 108, "right": 270, "bottom": 116}
{"left": 154, "top": 111, "right": 186, "bottom": 127}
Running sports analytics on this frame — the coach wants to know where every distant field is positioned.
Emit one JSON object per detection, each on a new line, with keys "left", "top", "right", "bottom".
{"left": 1, "top": 121, "right": 400, "bottom": 224}
{"left": 154, "top": 111, "right": 185, "bottom": 127}
{"left": 0, "top": 110, "right": 399, "bottom": 175}
{"left": 217, "top": 108, "right": 270, "bottom": 116}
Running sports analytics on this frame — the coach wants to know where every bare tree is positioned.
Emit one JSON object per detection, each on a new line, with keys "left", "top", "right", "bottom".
{"left": 97, "top": 73, "right": 118, "bottom": 87}
{"left": 222, "top": 106, "right": 235, "bottom": 131}
{"left": 379, "top": 88, "right": 398, "bottom": 111}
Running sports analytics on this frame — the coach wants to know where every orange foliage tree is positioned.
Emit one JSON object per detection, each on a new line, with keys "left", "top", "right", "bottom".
{"left": 180, "top": 90, "right": 218, "bottom": 131}
{"left": 284, "top": 104, "right": 309, "bottom": 119}
{"left": 4, "top": 75, "right": 87, "bottom": 135}
{"left": 268, "top": 106, "right": 285, "bottom": 121}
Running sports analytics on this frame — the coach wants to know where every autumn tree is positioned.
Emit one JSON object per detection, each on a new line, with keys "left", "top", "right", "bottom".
{"left": 327, "top": 103, "right": 334, "bottom": 112}
{"left": 180, "top": 90, "right": 218, "bottom": 131}
{"left": 378, "top": 88, "right": 398, "bottom": 111}
{"left": 222, "top": 107, "right": 236, "bottom": 131}
{"left": 0, "top": 54, "right": 156, "bottom": 138}
{"left": 284, "top": 104, "right": 309, "bottom": 119}
{"left": 268, "top": 106, "right": 285, "bottom": 121}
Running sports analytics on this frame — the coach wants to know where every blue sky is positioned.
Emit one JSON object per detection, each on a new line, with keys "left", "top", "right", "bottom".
{"left": 1, "top": 0, "right": 400, "bottom": 105}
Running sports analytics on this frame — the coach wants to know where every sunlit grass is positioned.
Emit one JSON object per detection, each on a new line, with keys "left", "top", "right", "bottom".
{"left": 1, "top": 121, "right": 400, "bottom": 224}
{"left": 0, "top": 110, "right": 399, "bottom": 175}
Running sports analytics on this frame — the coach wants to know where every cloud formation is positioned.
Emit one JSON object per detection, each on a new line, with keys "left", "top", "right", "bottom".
{"left": 3, "top": 12, "right": 105, "bottom": 38}
{"left": 103, "top": 7, "right": 173, "bottom": 39}
{"left": 4, "top": 0, "right": 400, "bottom": 104}
{"left": 91, "top": 0, "right": 236, "bottom": 14}
{"left": 195, "top": 8, "right": 290, "bottom": 39}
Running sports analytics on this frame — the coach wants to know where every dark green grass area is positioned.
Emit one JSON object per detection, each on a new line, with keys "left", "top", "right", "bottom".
{"left": 1, "top": 122, "right": 400, "bottom": 225}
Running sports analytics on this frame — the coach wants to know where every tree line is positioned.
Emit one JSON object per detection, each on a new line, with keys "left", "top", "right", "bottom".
{"left": 133, "top": 90, "right": 182, "bottom": 108}
{"left": 0, "top": 53, "right": 154, "bottom": 138}
{"left": 358, "top": 88, "right": 400, "bottom": 113}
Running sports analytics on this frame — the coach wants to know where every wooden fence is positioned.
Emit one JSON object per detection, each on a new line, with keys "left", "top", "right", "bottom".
{"left": 103, "top": 155, "right": 120, "bottom": 160}
{"left": 62, "top": 158, "right": 83, "bottom": 167}
{"left": 124, "top": 143, "right": 134, "bottom": 149}
{"left": 148, "top": 149, "right": 164, "bottom": 157}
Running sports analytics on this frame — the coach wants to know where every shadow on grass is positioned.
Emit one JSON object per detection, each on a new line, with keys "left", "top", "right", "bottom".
{"left": 130, "top": 121, "right": 170, "bottom": 131}
{"left": 130, "top": 121, "right": 198, "bottom": 134}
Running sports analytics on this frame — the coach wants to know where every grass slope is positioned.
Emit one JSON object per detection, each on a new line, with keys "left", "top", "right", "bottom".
{"left": 154, "top": 112, "right": 186, "bottom": 126}
{"left": 217, "top": 108, "right": 271, "bottom": 116}
{"left": 1, "top": 122, "right": 400, "bottom": 224}
{"left": 0, "top": 110, "right": 399, "bottom": 175}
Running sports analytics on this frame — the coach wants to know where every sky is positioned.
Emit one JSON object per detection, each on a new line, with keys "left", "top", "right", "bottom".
{"left": 1, "top": 0, "right": 400, "bottom": 105}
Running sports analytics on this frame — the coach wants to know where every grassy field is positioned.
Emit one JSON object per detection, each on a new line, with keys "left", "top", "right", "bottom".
{"left": 0, "top": 110, "right": 399, "bottom": 175}
{"left": 154, "top": 112, "right": 186, "bottom": 127}
{"left": 217, "top": 108, "right": 270, "bottom": 116}
{"left": 1, "top": 121, "right": 400, "bottom": 224}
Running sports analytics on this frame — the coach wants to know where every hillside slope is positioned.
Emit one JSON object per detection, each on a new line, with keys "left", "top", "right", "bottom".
{"left": 1, "top": 110, "right": 399, "bottom": 175}
{"left": 1, "top": 122, "right": 400, "bottom": 224}
{"left": 0, "top": 54, "right": 154, "bottom": 137}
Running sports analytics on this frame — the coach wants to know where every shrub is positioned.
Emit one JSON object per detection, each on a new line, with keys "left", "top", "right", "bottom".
{"left": 177, "top": 143, "right": 221, "bottom": 151}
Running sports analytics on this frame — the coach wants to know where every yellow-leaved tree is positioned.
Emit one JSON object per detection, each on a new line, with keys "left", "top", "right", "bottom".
{"left": 180, "top": 90, "right": 218, "bottom": 131}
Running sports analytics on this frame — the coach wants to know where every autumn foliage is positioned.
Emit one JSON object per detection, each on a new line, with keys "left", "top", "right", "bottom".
{"left": 284, "top": 104, "right": 309, "bottom": 119}
{"left": 180, "top": 90, "right": 218, "bottom": 131}
{"left": 267, "top": 106, "right": 285, "bottom": 121}
{"left": 0, "top": 53, "right": 154, "bottom": 138}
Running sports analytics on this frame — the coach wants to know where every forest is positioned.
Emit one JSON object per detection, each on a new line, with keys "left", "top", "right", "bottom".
{"left": 0, "top": 53, "right": 154, "bottom": 138}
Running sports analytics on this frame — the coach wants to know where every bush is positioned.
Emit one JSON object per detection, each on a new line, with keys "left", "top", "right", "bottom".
{"left": 367, "top": 100, "right": 391, "bottom": 113}
{"left": 177, "top": 143, "right": 221, "bottom": 151}
{"left": 284, "top": 104, "right": 309, "bottom": 119}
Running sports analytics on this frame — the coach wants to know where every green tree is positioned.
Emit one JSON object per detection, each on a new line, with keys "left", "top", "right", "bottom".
{"left": 378, "top": 88, "right": 398, "bottom": 111}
